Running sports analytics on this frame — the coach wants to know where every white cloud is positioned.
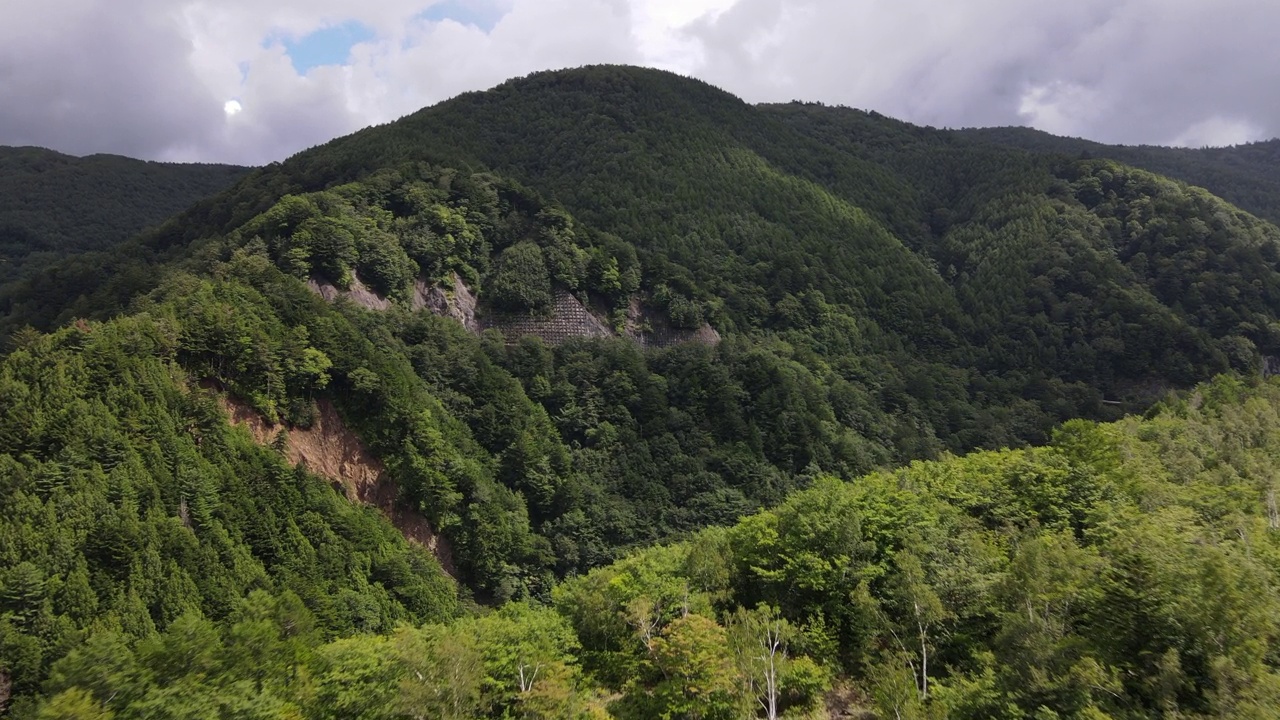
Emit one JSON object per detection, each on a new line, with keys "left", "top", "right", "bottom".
{"left": 687, "top": 0, "right": 1279, "bottom": 145}
{"left": 629, "top": 0, "right": 738, "bottom": 70}
{"left": 1170, "top": 116, "right": 1263, "bottom": 149}
{"left": 1, "top": 0, "right": 1277, "bottom": 164}
{"left": 1018, "top": 81, "right": 1104, "bottom": 137}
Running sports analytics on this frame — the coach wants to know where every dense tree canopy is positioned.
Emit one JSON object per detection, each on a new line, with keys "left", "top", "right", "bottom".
{"left": 959, "top": 126, "right": 1280, "bottom": 226}
{"left": 8, "top": 348, "right": 1280, "bottom": 717}
{"left": 0, "top": 147, "right": 247, "bottom": 284}
{"left": 5, "top": 64, "right": 1280, "bottom": 718}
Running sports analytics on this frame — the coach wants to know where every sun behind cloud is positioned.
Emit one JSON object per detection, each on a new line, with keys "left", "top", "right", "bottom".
{"left": 223, "top": 99, "right": 243, "bottom": 116}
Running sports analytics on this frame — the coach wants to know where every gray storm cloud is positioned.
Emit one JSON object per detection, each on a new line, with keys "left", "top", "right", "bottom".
{"left": 0, "top": 0, "right": 224, "bottom": 160}
{"left": 1, "top": 0, "right": 1276, "bottom": 164}
{"left": 690, "top": 0, "right": 1280, "bottom": 146}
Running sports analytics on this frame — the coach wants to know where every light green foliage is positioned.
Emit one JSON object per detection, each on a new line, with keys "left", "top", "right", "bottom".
{"left": 394, "top": 602, "right": 587, "bottom": 719}
{"left": 647, "top": 614, "right": 738, "bottom": 720}
{"left": 311, "top": 635, "right": 399, "bottom": 719}
{"left": 36, "top": 688, "right": 113, "bottom": 720}
{"left": 726, "top": 604, "right": 830, "bottom": 719}
{"left": 395, "top": 623, "right": 483, "bottom": 720}
{"left": 18, "top": 370, "right": 1280, "bottom": 719}
{"left": 552, "top": 376, "right": 1280, "bottom": 719}
{"left": 606, "top": 610, "right": 739, "bottom": 720}
{"left": 0, "top": 307, "right": 456, "bottom": 704}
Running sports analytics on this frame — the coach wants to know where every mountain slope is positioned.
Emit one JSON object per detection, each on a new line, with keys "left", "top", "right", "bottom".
{"left": 959, "top": 126, "right": 1280, "bottom": 225}
{"left": 11, "top": 356, "right": 1280, "bottom": 718}
{"left": 10, "top": 66, "right": 1280, "bottom": 454}
{"left": 0, "top": 146, "right": 249, "bottom": 282}
{"left": 7, "top": 66, "right": 1280, "bottom": 576}
{"left": 6, "top": 64, "right": 1280, "bottom": 717}
{"left": 2, "top": 65, "right": 1278, "bottom": 600}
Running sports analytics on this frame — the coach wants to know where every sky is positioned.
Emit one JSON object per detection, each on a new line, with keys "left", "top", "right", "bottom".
{"left": 1, "top": 0, "right": 1277, "bottom": 165}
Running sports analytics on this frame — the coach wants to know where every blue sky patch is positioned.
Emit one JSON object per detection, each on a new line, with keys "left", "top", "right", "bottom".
{"left": 418, "top": 0, "right": 505, "bottom": 33}
{"left": 280, "top": 21, "right": 377, "bottom": 75}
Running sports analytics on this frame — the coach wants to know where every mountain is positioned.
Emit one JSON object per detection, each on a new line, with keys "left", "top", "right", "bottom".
{"left": 5, "top": 65, "right": 1280, "bottom": 717}
{"left": 959, "top": 126, "right": 1280, "bottom": 226}
{"left": 0, "top": 146, "right": 249, "bottom": 282}
{"left": 19, "top": 67, "right": 1280, "bottom": 438}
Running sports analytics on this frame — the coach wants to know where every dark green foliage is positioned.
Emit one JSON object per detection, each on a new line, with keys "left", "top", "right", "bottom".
{"left": 8, "top": 70, "right": 1280, "bottom": 459}
{"left": 962, "top": 126, "right": 1280, "bottom": 226}
{"left": 6, "top": 66, "right": 1280, "bottom": 592}
{"left": 0, "top": 146, "right": 248, "bottom": 283}
{"left": 548, "top": 376, "right": 1280, "bottom": 719}
{"left": 63, "top": 65, "right": 1267, "bottom": 455}
{"left": 5, "top": 68, "right": 1280, "bottom": 577}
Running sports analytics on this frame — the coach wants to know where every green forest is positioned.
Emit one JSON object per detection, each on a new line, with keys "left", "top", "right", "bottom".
{"left": 958, "top": 127, "right": 1280, "bottom": 227}
{"left": 0, "top": 148, "right": 247, "bottom": 285}
{"left": 4, "top": 65, "right": 1280, "bottom": 718}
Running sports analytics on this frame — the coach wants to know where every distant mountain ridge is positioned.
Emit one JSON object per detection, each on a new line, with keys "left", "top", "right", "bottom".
{"left": 0, "top": 145, "right": 249, "bottom": 282}
{"left": 958, "top": 126, "right": 1280, "bottom": 225}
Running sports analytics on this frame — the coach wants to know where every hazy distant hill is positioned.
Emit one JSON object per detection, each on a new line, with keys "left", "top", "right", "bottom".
{"left": 0, "top": 146, "right": 249, "bottom": 281}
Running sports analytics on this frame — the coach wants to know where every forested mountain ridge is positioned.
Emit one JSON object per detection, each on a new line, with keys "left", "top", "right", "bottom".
{"left": 958, "top": 126, "right": 1280, "bottom": 226}
{"left": 6, "top": 64, "right": 1280, "bottom": 717}
{"left": 13, "top": 66, "right": 1280, "bottom": 448}
{"left": 0, "top": 146, "right": 249, "bottom": 283}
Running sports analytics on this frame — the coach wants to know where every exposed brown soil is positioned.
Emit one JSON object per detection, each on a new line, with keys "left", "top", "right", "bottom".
{"left": 214, "top": 390, "right": 455, "bottom": 576}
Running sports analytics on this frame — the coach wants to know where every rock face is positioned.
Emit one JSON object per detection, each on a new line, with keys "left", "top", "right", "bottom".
{"left": 412, "top": 272, "right": 480, "bottom": 333}
{"left": 307, "top": 272, "right": 719, "bottom": 349}
{"left": 622, "top": 296, "right": 721, "bottom": 349}
{"left": 1265, "top": 355, "right": 1280, "bottom": 378}
{"left": 344, "top": 275, "right": 392, "bottom": 311}
{"left": 306, "top": 273, "right": 390, "bottom": 311}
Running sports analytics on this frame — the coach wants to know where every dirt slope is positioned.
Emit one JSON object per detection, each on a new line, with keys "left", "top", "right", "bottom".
{"left": 216, "top": 391, "right": 455, "bottom": 575}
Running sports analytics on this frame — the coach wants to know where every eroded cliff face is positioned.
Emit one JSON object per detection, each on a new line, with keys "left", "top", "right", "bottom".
{"left": 411, "top": 272, "right": 479, "bottom": 332}
{"left": 214, "top": 389, "right": 455, "bottom": 576}
{"left": 308, "top": 272, "right": 719, "bottom": 349}
{"left": 307, "top": 273, "right": 390, "bottom": 311}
